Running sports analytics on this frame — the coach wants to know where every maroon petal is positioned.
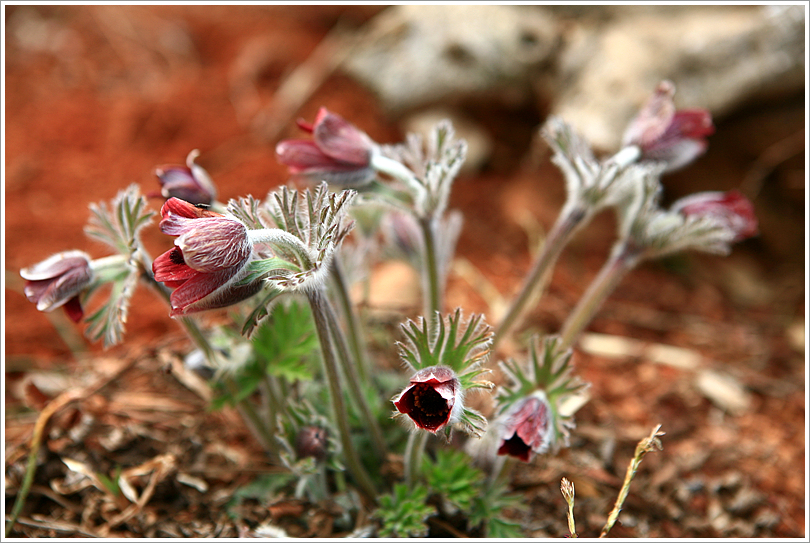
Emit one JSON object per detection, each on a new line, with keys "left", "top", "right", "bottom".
{"left": 62, "top": 296, "right": 85, "bottom": 323}
{"left": 312, "top": 108, "right": 373, "bottom": 166}
{"left": 169, "top": 267, "right": 237, "bottom": 314}
{"left": 276, "top": 140, "right": 347, "bottom": 172}
{"left": 170, "top": 269, "right": 263, "bottom": 316}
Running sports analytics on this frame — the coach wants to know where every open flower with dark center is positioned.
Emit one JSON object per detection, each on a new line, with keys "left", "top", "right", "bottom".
{"left": 393, "top": 366, "right": 463, "bottom": 433}
{"left": 496, "top": 391, "right": 554, "bottom": 462}
{"left": 671, "top": 189, "right": 758, "bottom": 242}
{"left": 153, "top": 197, "right": 259, "bottom": 316}
{"left": 276, "top": 107, "right": 378, "bottom": 186}
{"left": 154, "top": 149, "right": 217, "bottom": 205}
{"left": 20, "top": 250, "right": 94, "bottom": 323}
{"left": 622, "top": 80, "right": 715, "bottom": 172}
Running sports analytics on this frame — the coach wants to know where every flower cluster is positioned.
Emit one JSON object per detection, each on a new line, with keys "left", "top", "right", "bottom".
{"left": 15, "top": 79, "right": 761, "bottom": 538}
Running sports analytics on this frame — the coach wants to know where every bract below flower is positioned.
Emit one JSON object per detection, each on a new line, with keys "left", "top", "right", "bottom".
{"left": 154, "top": 149, "right": 217, "bottom": 205}
{"left": 276, "top": 107, "right": 377, "bottom": 186}
{"left": 20, "top": 250, "right": 94, "bottom": 323}
{"left": 623, "top": 81, "right": 714, "bottom": 172}
{"left": 671, "top": 190, "right": 758, "bottom": 242}
{"left": 153, "top": 198, "right": 258, "bottom": 316}
{"left": 393, "top": 366, "right": 463, "bottom": 433}
{"left": 496, "top": 391, "right": 554, "bottom": 462}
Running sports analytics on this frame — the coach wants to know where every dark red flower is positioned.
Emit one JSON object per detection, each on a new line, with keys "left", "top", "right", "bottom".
{"left": 393, "top": 366, "right": 462, "bottom": 433}
{"left": 154, "top": 149, "right": 217, "bottom": 205}
{"left": 672, "top": 190, "right": 758, "bottom": 242}
{"left": 623, "top": 81, "right": 715, "bottom": 172}
{"left": 497, "top": 392, "right": 553, "bottom": 462}
{"left": 276, "top": 107, "right": 377, "bottom": 186}
{"left": 20, "top": 250, "right": 94, "bottom": 323}
{"left": 153, "top": 198, "right": 259, "bottom": 316}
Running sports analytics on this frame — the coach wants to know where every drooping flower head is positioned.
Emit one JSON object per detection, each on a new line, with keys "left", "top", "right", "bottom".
{"left": 481, "top": 336, "right": 587, "bottom": 464}
{"left": 153, "top": 198, "right": 259, "bottom": 316}
{"left": 496, "top": 391, "right": 554, "bottom": 462}
{"left": 393, "top": 365, "right": 463, "bottom": 433}
{"left": 393, "top": 310, "right": 494, "bottom": 438}
{"left": 276, "top": 107, "right": 378, "bottom": 186}
{"left": 20, "top": 250, "right": 94, "bottom": 322}
{"left": 671, "top": 189, "right": 758, "bottom": 242}
{"left": 154, "top": 149, "right": 217, "bottom": 205}
{"left": 622, "top": 80, "right": 715, "bottom": 172}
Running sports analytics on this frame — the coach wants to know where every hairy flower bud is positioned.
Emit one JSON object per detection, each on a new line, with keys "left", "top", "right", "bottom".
{"left": 20, "top": 250, "right": 94, "bottom": 322}
{"left": 154, "top": 149, "right": 217, "bottom": 205}
{"left": 671, "top": 190, "right": 758, "bottom": 242}
{"left": 276, "top": 107, "right": 377, "bottom": 186}
{"left": 393, "top": 366, "right": 463, "bottom": 433}
{"left": 622, "top": 81, "right": 714, "bottom": 172}
{"left": 153, "top": 198, "right": 259, "bottom": 316}
{"left": 295, "top": 426, "right": 329, "bottom": 462}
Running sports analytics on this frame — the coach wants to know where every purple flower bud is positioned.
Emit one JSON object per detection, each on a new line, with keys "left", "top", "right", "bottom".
{"left": 20, "top": 250, "right": 94, "bottom": 323}
{"left": 393, "top": 366, "right": 463, "bottom": 433}
{"left": 496, "top": 392, "right": 554, "bottom": 462}
{"left": 295, "top": 426, "right": 329, "bottom": 462}
{"left": 671, "top": 190, "right": 758, "bottom": 242}
{"left": 153, "top": 198, "right": 259, "bottom": 316}
{"left": 154, "top": 150, "right": 217, "bottom": 205}
{"left": 276, "top": 107, "right": 377, "bottom": 186}
{"left": 622, "top": 81, "right": 715, "bottom": 172}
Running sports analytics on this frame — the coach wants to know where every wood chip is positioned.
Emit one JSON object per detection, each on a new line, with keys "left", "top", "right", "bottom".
{"left": 695, "top": 369, "right": 752, "bottom": 415}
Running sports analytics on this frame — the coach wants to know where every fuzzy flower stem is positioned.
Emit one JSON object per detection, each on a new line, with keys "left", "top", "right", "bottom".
{"left": 330, "top": 259, "right": 370, "bottom": 382}
{"left": 307, "top": 288, "right": 377, "bottom": 499}
{"left": 418, "top": 215, "right": 443, "bottom": 319}
{"left": 369, "top": 154, "right": 443, "bottom": 319}
{"left": 370, "top": 154, "right": 426, "bottom": 201}
{"left": 495, "top": 204, "right": 587, "bottom": 349}
{"left": 487, "top": 454, "right": 511, "bottom": 492}
{"left": 404, "top": 429, "right": 429, "bottom": 489}
{"left": 321, "top": 291, "right": 388, "bottom": 460}
{"left": 558, "top": 240, "right": 642, "bottom": 351}
{"left": 232, "top": 386, "right": 277, "bottom": 454}
{"left": 135, "top": 249, "right": 277, "bottom": 454}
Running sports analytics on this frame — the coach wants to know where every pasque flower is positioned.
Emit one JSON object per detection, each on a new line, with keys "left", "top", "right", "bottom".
{"left": 20, "top": 250, "right": 94, "bottom": 323}
{"left": 671, "top": 189, "right": 758, "bottom": 242}
{"left": 393, "top": 366, "right": 463, "bottom": 433}
{"left": 496, "top": 391, "right": 554, "bottom": 462}
{"left": 275, "top": 107, "right": 378, "bottom": 186}
{"left": 154, "top": 149, "right": 217, "bottom": 205}
{"left": 622, "top": 80, "right": 715, "bottom": 173}
{"left": 153, "top": 197, "right": 259, "bottom": 316}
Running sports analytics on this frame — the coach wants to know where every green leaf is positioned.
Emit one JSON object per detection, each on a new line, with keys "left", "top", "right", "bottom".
{"left": 84, "top": 184, "right": 154, "bottom": 257}
{"left": 396, "top": 309, "right": 493, "bottom": 377}
{"left": 241, "top": 286, "right": 285, "bottom": 337}
{"left": 374, "top": 483, "right": 435, "bottom": 538}
{"left": 252, "top": 300, "right": 318, "bottom": 382}
{"left": 423, "top": 448, "right": 483, "bottom": 512}
{"left": 82, "top": 267, "right": 139, "bottom": 347}
{"left": 467, "top": 477, "right": 525, "bottom": 537}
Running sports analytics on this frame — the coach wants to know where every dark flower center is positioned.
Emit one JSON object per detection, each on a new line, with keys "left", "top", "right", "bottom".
{"left": 498, "top": 433, "right": 531, "bottom": 462}
{"left": 410, "top": 383, "right": 450, "bottom": 430}
{"left": 169, "top": 247, "right": 186, "bottom": 265}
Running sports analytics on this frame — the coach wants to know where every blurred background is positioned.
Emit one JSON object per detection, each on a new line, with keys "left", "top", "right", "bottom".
{"left": 4, "top": 4, "right": 806, "bottom": 538}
